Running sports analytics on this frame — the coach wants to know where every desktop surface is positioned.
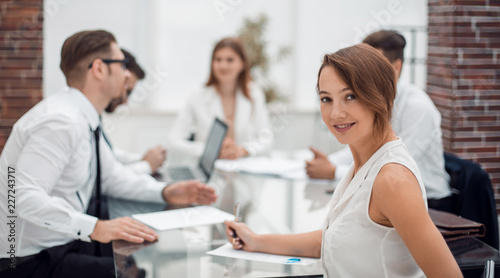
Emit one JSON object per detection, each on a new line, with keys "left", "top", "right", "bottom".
{"left": 110, "top": 169, "right": 500, "bottom": 278}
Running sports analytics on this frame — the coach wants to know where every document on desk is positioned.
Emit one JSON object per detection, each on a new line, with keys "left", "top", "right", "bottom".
{"left": 207, "top": 243, "right": 319, "bottom": 265}
{"left": 132, "top": 206, "right": 234, "bottom": 231}
{"left": 280, "top": 170, "right": 335, "bottom": 185}
{"left": 215, "top": 157, "right": 304, "bottom": 176}
{"left": 215, "top": 157, "right": 336, "bottom": 185}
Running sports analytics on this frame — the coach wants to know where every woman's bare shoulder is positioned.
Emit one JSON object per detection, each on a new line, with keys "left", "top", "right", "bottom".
{"left": 373, "top": 163, "right": 421, "bottom": 198}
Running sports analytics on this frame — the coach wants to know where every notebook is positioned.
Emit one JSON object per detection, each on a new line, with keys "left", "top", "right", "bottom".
{"left": 164, "top": 118, "right": 227, "bottom": 182}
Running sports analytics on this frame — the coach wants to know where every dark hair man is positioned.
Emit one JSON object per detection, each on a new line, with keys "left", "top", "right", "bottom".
{"left": 0, "top": 30, "right": 216, "bottom": 278}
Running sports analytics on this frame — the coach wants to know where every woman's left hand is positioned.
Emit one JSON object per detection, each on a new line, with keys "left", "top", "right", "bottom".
{"left": 219, "top": 138, "right": 248, "bottom": 159}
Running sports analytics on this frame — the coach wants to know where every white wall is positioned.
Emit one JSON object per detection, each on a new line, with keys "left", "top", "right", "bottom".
{"left": 44, "top": 0, "right": 428, "bottom": 153}
{"left": 43, "top": 0, "right": 150, "bottom": 95}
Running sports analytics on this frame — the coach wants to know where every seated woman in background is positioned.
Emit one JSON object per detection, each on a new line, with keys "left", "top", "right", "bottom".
{"left": 168, "top": 37, "right": 273, "bottom": 163}
{"left": 225, "top": 44, "right": 462, "bottom": 278}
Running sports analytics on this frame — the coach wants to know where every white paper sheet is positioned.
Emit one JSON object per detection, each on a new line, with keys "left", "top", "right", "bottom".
{"left": 215, "top": 157, "right": 304, "bottom": 176}
{"left": 132, "top": 206, "right": 234, "bottom": 231}
{"left": 207, "top": 243, "right": 319, "bottom": 265}
{"left": 215, "top": 157, "right": 336, "bottom": 185}
{"left": 280, "top": 169, "right": 336, "bottom": 185}
{"left": 241, "top": 157, "right": 304, "bottom": 176}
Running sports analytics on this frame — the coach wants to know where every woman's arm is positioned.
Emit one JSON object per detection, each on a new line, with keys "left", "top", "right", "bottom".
{"left": 371, "top": 163, "right": 462, "bottom": 278}
{"left": 224, "top": 221, "right": 322, "bottom": 258}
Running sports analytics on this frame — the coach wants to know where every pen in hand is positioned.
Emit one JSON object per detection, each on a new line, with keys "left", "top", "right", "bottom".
{"left": 232, "top": 202, "right": 240, "bottom": 244}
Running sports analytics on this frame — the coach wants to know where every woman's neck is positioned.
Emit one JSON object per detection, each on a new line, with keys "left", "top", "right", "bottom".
{"left": 216, "top": 82, "right": 238, "bottom": 97}
{"left": 350, "top": 129, "right": 397, "bottom": 175}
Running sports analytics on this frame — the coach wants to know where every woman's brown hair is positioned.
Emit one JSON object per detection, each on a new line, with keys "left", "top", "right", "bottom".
{"left": 206, "top": 37, "right": 252, "bottom": 100}
{"left": 317, "top": 43, "right": 396, "bottom": 140}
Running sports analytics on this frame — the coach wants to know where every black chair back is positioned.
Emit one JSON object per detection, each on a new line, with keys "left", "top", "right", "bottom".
{"left": 444, "top": 152, "right": 499, "bottom": 249}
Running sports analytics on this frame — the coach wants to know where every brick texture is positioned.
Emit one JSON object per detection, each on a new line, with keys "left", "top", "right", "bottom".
{"left": 427, "top": 1, "right": 500, "bottom": 213}
{"left": 0, "top": 0, "right": 43, "bottom": 153}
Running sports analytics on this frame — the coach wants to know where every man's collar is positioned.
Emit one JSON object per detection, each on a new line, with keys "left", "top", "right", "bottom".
{"left": 67, "top": 87, "right": 100, "bottom": 130}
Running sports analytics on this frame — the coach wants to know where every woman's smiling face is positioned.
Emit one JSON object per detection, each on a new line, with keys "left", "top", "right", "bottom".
{"left": 212, "top": 47, "right": 244, "bottom": 84}
{"left": 318, "top": 66, "right": 375, "bottom": 147}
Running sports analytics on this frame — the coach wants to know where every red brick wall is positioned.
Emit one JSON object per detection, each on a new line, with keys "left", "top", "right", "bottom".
{"left": 427, "top": 0, "right": 500, "bottom": 212}
{"left": 0, "top": 0, "right": 43, "bottom": 152}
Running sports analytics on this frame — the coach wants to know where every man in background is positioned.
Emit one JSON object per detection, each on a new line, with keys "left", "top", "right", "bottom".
{"left": 0, "top": 30, "right": 216, "bottom": 278}
{"left": 306, "top": 30, "right": 453, "bottom": 212}
{"left": 103, "top": 49, "right": 166, "bottom": 175}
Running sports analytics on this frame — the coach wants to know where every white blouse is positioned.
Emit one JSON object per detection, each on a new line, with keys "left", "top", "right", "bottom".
{"left": 321, "top": 139, "right": 426, "bottom": 278}
{"left": 168, "top": 84, "right": 273, "bottom": 163}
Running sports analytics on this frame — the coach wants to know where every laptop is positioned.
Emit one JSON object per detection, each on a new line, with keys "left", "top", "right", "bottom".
{"left": 163, "top": 118, "right": 228, "bottom": 182}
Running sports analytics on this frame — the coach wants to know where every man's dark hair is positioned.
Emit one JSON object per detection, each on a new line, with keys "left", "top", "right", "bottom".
{"left": 121, "top": 48, "right": 145, "bottom": 80}
{"left": 362, "top": 30, "right": 406, "bottom": 63}
{"left": 60, "top": 30, "right": 116, "bottom": 87}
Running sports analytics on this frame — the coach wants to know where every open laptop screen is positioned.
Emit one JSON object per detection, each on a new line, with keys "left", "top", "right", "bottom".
{"left": 199, "top": 118, "right": 228, "bottom": 178}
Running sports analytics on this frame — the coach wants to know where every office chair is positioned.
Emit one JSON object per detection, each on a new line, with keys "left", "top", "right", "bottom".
{"left": 444, "top": 152, "right": 499, "bottom": 249}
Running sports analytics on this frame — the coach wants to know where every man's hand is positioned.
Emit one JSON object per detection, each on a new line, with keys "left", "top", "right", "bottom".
{"left": 90, "top": 217, "right": 158, "bottom": 243}
{"left": 163, "top": 180, "right": 217, "bottom": 205}
{"left": 143, "top": 145, "right": 167, "bottom": 173}
{"left": 219, "top": 138, "right": 248, "bottom": 159}
{"left": 305, "top": 147, "right": 336, "bottom": 179}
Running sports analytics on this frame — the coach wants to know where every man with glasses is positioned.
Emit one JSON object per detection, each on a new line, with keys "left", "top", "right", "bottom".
{"left": 103, "top": 49, "right": 167, "bottom": 175}
{"left": 0, "top": 30, "right": 217, "bottom": 278}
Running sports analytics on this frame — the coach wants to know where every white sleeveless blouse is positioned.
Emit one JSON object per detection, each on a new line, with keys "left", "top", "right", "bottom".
{"left": 321, "top": 139, "right": 427, "bottom": 278}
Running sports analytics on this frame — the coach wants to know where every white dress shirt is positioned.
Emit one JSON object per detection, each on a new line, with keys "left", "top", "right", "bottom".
{"left": 0, "top": 88, "right": 166, "bottom": 258}
{"left": 112, "top": 148, "right": 152, "bottom": 175}
{"left": 328, "top": 82, "right": 451, "bottom": 199}
{"left": 168, "top": 84, "right": 273, "bottom": 164}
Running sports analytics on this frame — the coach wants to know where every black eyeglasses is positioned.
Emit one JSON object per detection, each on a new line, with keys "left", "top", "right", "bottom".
{"left": 88, "top": 58, "right": 129, "bottom": 70}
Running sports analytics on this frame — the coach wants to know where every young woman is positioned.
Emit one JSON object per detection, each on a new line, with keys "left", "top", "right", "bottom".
{"left": 168, "top": 38, "right": 273, "bottom": 163}
{"left": 225, "top": 44, "right": 462, "bottom": 277}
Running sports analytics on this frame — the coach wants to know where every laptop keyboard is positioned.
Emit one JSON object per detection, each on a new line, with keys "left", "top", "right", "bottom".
{"left": 168, "top": 167, "right": 195, "bottom": 180}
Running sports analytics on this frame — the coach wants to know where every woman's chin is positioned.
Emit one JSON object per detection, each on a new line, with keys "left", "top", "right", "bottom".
{"left": 216, "top": 75, "right": 237, "bottom": 83}
{"left": 332, "top": 134, "right": 349, "bottom": 145}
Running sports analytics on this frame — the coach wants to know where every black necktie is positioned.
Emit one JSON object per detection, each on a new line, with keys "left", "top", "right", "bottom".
{"left": 93, "top": 126, "right": 102, "bottom": 219}
{"left": 89, "top": 126, "right": 112, "bottom": 257}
